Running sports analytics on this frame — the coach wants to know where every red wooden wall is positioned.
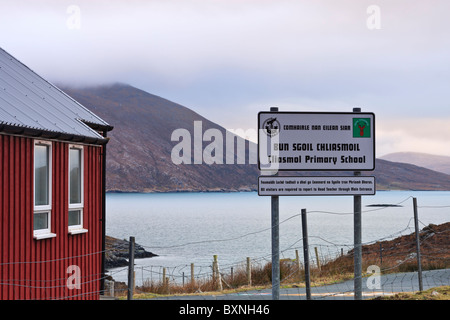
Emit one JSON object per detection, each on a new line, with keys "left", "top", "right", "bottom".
{"left": 0, "top": 135, "right": 104, "bottom": 300}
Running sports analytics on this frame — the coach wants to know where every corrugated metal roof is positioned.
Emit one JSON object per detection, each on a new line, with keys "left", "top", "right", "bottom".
{"left": 0, "top": 47, "right": 112, "bottom": 144}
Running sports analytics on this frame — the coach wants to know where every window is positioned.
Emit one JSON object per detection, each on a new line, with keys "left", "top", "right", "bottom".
{"left": 34, "top": 140, "right": 55, "bottom": 239}
{"left": 68, "top": 145, "right": 87, "bottom": 234}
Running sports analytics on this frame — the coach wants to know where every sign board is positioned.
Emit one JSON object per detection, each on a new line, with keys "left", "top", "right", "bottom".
{"left": 258, "top": 176, "right": 376, "bottom": 196}
{"left": 258, "top": 112, "right": 375, "bottom": 171}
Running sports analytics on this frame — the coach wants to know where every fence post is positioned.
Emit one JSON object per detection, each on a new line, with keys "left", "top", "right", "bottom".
{"left": 162, "top": 267, "right": 166, "bottom": 287}
{"left": 105, "top": 279, "right": 114, "bottom": 297}
{"left": 379, "top": 242, "right": 383, "bottom": 266}
{"left": 161, "top": 267, "right": 170, "bottom": 293}
{"left": 413, "top": 197, "right": 423, "bottom": 291}
{"left": 314, "top": 247, "right": 321, "bottom": 271}
{"left": 191, "top": 263, "right": 195, "bottom": 285}
{"left": 247, "top": 257, "right": 252, "bottom": 286}
{"left": 295, "top": 249, "right": 302, "bottom": 278}
{"left": 212, "top": 259, "right": 216, "bottom": 282}
{"left": 301, "top": 209, "right": 311, "bottom": 300}
{"left": 213, "top": 255, "right": 223, "bottom": 291}
{"left": 127, "top": 236, "right": 135, "bottom": 300}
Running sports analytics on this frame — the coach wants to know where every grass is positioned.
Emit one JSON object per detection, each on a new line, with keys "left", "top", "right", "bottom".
{"left": 111, "top": 249, "right": 448, "bottom": 299}
{"left": 113, "top": 257, "right": 449, "bottom": 299}
{"left": 110, "top": 222, "right": 449, "bottom": 300}
{"left": 111, "top": 253, "right": 449, "bottom": 299}
{"left": 117, "top": 255, "right": 447, "bottom": 299}
{"left": 373, "top": 286, "right": 450, "bottom": 300}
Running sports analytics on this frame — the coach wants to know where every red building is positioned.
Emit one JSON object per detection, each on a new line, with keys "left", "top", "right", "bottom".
{"left": 0, "top": 48, "right": 113, "bottom": 300}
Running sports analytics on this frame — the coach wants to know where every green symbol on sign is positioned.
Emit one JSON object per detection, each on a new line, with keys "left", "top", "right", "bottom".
{"left": 353, "top": 118, "right": 371, "bottom": 138}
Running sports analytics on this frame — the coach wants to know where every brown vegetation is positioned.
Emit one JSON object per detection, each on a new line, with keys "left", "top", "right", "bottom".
{"left": 317, "top": 222, "right": 449, "bottom": 283}
{"left": 110, "top": 222, "right": 449, "bottom": 299}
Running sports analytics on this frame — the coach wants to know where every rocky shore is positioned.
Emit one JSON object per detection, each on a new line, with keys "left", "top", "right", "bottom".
{"left": 105, "top": 236, "right": 157, "bottom": 269}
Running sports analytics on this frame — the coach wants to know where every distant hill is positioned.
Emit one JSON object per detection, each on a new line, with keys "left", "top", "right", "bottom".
{"left": 61, "top": 83, "right": 450, "bottom": 192}
{"left": 368, "top": 158, "right": 450, "bottom": 191}
{"left": 381, "top": 152, "right": 450, "bottom": 175}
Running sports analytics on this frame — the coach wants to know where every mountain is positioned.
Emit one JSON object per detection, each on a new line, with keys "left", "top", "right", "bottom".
{"left": 61, "top": 83, "right": 259, "bottom": 192}
{"left": 380, "top": 152, "right": 450, "bottom": 175}
{"left": 61, "top": 83, "right": 450, "bottom": 192}
{"left": 368, "top": 158, "right": 450, "bottom": 190}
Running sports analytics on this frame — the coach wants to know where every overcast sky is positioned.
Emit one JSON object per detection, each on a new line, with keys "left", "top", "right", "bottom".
{"left": 1, "top": 0, "right": 450, "bottom": 157}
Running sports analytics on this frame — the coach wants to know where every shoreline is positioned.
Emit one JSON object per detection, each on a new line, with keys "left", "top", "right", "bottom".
{"left": 105, "top": 236, "right": 157, "bottom": 269}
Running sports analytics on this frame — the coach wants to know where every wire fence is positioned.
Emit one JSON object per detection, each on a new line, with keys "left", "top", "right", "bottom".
{"left": 0, "top": 195, "right": 449, "bottom": 300}
{"left": 106, "top": 196, "right": 450, "bottom": 300}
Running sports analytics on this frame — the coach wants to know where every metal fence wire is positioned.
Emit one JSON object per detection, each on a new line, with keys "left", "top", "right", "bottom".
{"left": 0, "top": 196, "right": 448, "bottom": 300}
{"left": 114, "top": 196, "right": 449, "bottom": 300}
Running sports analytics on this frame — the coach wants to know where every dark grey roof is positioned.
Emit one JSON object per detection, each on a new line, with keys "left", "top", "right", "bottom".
{"left": 0, "top": 47, "right": 112, "bottom": 144}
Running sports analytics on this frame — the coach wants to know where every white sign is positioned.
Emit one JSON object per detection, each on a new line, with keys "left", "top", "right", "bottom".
{"left": 258, "top": 176, "right": 376, "bottom": 196}
{"left": 258, "top": 112, "right": 375, "bottom": 171}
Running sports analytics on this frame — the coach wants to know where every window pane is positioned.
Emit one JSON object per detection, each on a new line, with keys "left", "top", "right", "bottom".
{"left": 34, "top": 212, "right": 49, "bottom": 230}
{"left": 68, "top": 210, "right": 81, "bottom": 226}
{"left": 69, "top": 148, "right": 82, "bottom": 204}
{"left": 35, "top": 144, "right": 49, "bottom": 206}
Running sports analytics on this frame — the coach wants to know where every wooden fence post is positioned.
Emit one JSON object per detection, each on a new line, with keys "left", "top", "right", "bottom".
{"left": 231, "top": 267, "right": 234, "bottom": 283}
{"left": 379, "top": 242, "right": 383, "bottom": 266}
{"left": 315, "top": 247, "right": 321, "bottom": 271}
{"left": 295, "top": 249, "right": 302, "bottom": 278}
{"left": 213, "top": 255, "right": 223, "bottom": 291}
{"left": 247, "top": 257, "right": 252, "bottom": 286}
{"left": 162, "top": 267, "right": 166, "bottom": 286}
{"left": 191, "top": 263, "right": 195, "bottom": 285}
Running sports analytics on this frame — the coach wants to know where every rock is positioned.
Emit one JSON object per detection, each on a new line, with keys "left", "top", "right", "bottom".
{"left": 105, "top": 236, "right": 157, "bottom": 269}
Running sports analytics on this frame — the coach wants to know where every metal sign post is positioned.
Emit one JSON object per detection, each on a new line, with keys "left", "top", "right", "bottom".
{"left": 353, "top": 107, "right": 363, "bottom": 300}
{"left": 353, "top": 174, "right": 363, "bottom": 300}
{"left": 269, "top": 107, "right": 280, "bottom": 300}
{"left": 301, "top": 209, "right": 311, "bottom": 300}
{"left": 271, "top": 193, "right": 280, "bottom": 300}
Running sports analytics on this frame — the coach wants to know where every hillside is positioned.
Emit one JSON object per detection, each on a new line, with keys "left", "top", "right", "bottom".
{"left": 381, "top": 152, "right": 450, "bottom": 175}
{"left": 367, "top": 158, "right": 450, "bottom": 190}
{"left": 326, "top": 221, "right": 449, "bottom": 277}
{"left": 62, "top": 83, "right": 258, "bottom": 192}
{"left": 61, "top": 83, "right": 450, "bottom": 192}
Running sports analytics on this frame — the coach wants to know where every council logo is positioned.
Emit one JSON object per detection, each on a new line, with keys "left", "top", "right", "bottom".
{"left": 353, "top": 118, "right": 371, "bottom": 138}
{"left": 262, "top": 117, "right": 280, "bottom": 137}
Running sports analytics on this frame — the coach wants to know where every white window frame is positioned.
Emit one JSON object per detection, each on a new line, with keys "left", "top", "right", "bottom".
{"left": 68, "top": 144, "right": 87, "bottom": 234}
{"left": 33, "top": 140, "right": 56, "bottom": 240}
